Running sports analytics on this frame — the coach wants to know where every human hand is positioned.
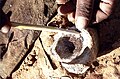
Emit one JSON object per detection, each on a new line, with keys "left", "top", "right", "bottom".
{"left": 0, "top": 0, "right": 11, "bottom": 33}
{"left": 56, "top": 0, "right": 115, "bottom": 30}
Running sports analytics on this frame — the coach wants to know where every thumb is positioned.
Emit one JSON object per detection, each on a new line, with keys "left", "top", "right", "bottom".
{"left": 75, "top": 0, "right": 94, "bottom": 30}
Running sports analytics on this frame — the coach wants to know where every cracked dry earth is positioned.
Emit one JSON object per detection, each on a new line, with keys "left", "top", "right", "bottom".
{"left": 0, "top": 0, "right": 120, "bottom": 79}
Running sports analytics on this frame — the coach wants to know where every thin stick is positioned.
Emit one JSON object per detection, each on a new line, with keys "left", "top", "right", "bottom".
{"left": 11, "top": 22, "right": 79, "bottom": 35}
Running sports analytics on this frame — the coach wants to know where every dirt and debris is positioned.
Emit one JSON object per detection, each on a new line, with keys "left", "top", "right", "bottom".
{"left": 47, "top": 14, "right": 74, "bottom": 28}
{"left": 0, "top": 0, "right": 120, "bottom": 79}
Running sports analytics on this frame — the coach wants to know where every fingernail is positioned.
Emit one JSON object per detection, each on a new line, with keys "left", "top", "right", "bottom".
{"left": 1, "top": 25, "right": 10, "bottom": 33}
{"left": 56, "top": 0, "right": 68, "bottom": 4}
{"left": 75, "top": 17, "right": 89, "bottom": 30}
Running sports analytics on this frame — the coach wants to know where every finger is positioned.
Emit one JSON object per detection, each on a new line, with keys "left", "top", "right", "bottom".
{"left": 56, "top": 0, "right": 68, "bottom": 4}
{"left": 99, "top": 1, "right": 115, "bottom": 16}
{"left": 1, "top": 25, "right": 11, "bottom": 33}
{"left": 67, "top": 12, "right": 75, "bottom": 22}
{"left": 95, "top": 0, "right": 115, "bottom": 23}
{"left": 57, "top": 1, "right": 75, "bottom": 15}
{"left": 1, "top": 19, "right": 11, "bottom": 33}
{"left": 95, "top": 10, "right": 108, "bottom": 23}
{"left": 101, "top": 0, "right": 115, "bottom": 5}
{"left": 75, "top": 0, "right": 94, "bottom": 30}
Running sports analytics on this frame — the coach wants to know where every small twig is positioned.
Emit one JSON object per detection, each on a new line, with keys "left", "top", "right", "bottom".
{"left": 11, "top": 22, "right": 79, "bottom": 35}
